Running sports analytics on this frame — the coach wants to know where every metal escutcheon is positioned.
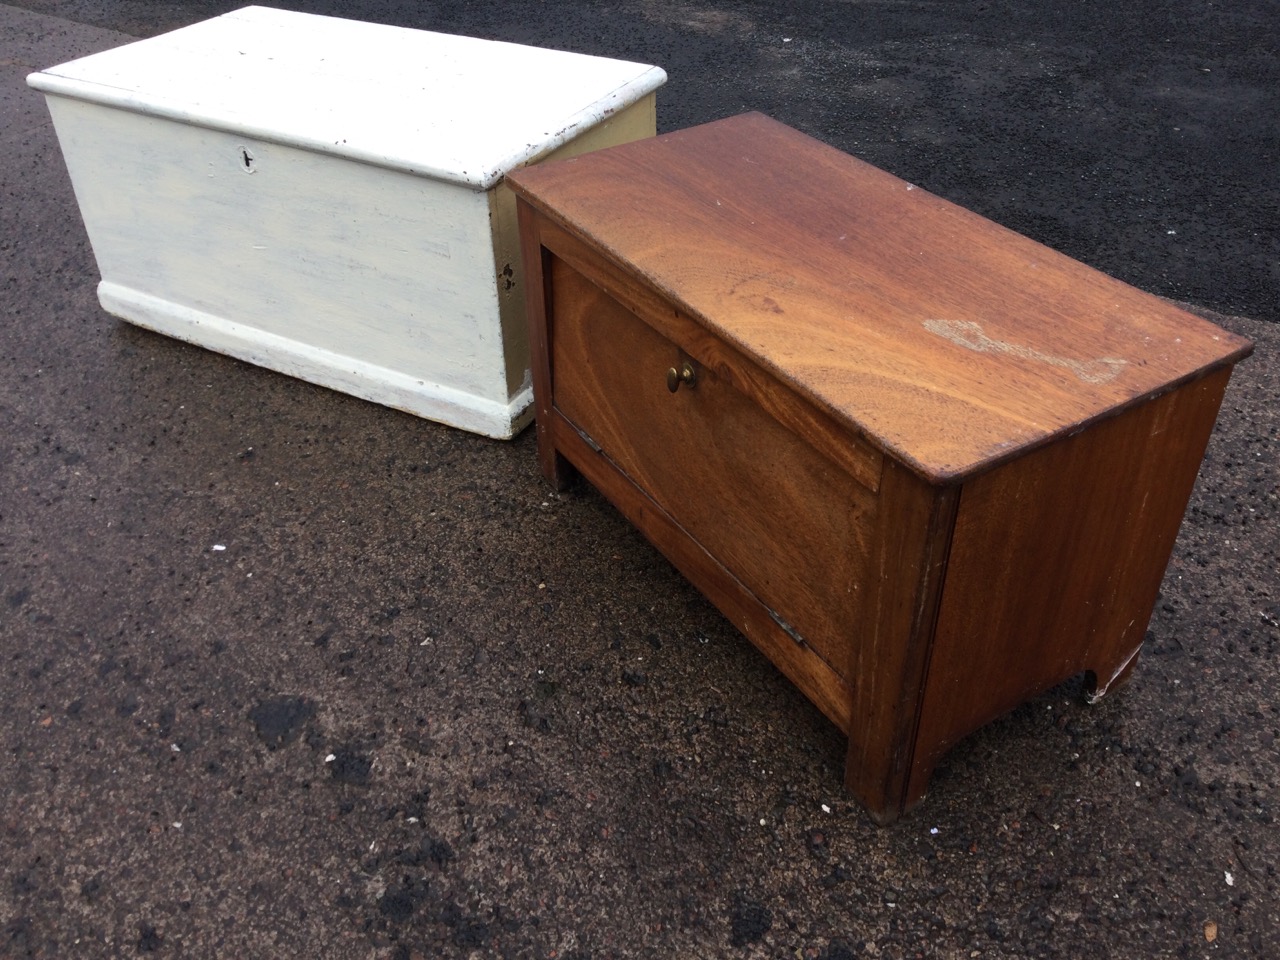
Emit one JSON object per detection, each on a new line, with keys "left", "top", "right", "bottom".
{"left": 666, "top": 360, "right": 697, "bottom": 393}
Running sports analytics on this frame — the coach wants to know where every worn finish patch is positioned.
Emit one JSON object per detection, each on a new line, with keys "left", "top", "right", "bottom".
{"left": 925, "top": 318, "right": 1128, "bottom": 384}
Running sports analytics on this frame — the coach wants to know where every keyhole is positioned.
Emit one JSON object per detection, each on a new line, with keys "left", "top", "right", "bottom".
{"left": 239, "top": 147, "right": 256, "bottom": 173}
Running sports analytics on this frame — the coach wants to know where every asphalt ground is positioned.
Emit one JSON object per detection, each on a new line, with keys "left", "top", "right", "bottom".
{"left": 2, "top": 2, "right": 1278, "bottom": 958}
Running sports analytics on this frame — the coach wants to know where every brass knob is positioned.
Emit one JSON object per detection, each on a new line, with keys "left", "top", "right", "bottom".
{"left": 666, "top": 360, "right": 697, "bottom": 393}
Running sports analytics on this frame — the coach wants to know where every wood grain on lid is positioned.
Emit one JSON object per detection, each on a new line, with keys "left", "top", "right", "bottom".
{"left": 507, "top": 112, "right": 1252, "bottom": 482}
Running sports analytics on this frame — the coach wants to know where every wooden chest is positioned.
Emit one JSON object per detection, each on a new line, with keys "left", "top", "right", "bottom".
{"left": 27, "top": 5, "right": 665, "bottom": 438}
{"left": 506, "top": 113, "right": 1252, "bottom": 822}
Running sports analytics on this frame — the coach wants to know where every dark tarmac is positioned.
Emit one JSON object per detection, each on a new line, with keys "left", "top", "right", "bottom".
{"left": 2, "top": 2, "right": 1278, "bottom": 957}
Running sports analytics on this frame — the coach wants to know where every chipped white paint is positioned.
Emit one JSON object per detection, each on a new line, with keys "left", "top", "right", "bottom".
{"left": 28, "top": 6, "right": 666, "bottom": 437}
{"left": 924, "top": 318, "right": 1127, "bottom": 385}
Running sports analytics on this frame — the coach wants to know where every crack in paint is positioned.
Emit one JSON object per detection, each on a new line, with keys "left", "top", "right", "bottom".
{"left": 924, "top": 318, "right": 1127, "bottom": 384}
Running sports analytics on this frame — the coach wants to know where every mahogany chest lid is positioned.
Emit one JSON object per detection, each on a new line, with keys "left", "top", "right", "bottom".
{"left": 507, "top": 112, "right": 1252, "bottom": 483}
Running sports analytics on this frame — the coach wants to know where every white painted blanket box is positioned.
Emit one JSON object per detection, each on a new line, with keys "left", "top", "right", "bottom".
{"left": 28, "top": 5, "right": 666, "bottom": 437}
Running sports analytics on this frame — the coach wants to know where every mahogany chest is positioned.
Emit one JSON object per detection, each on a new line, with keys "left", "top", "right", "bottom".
{"left": 506, "top": 113, "right": 1251, "bottom": 822}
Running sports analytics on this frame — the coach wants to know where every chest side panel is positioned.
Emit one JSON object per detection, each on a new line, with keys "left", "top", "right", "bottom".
{"left": 48, "top": 97, "right": 504, "bottom": 397}
{"left": 910, "top": 366, "right": 1236, "bottom": 797}
{"left": 549, "top": 255, "right": 878, "bottom": 679}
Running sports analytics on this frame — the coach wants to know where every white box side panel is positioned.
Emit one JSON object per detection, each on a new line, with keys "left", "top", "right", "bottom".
{"left": 488, "top": 94, "right": 658, "bottom": 397}
{"left": 45, "top": 94, "right": 512, "bottom": 407}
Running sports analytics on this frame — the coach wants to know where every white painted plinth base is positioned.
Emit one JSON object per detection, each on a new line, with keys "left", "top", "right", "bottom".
{"left": 100, "top": 281, "right": 533, "bottom": 438}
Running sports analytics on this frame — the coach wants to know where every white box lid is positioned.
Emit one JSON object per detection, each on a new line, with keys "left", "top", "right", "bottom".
{"left": 27, "top": 5, "right": 667, "bottom": 189}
